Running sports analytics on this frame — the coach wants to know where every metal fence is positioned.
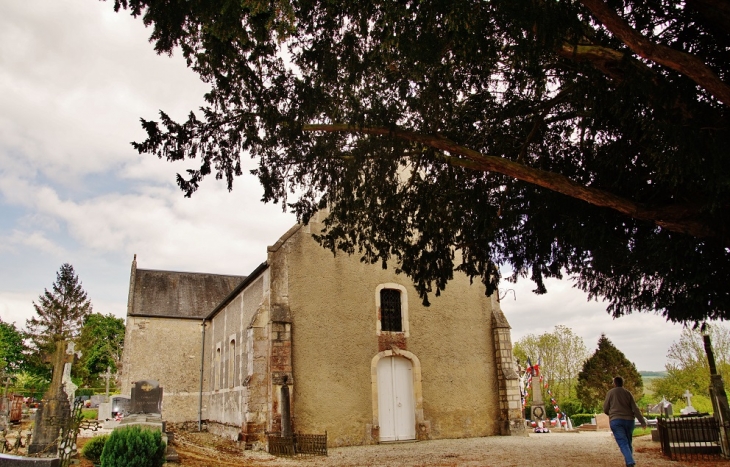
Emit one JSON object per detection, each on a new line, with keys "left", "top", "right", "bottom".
{"left": 657, "top": 416, "right": 728, "bottom": 461}
{"left": 267, "top": 432, "right": 327, "bottom": 457}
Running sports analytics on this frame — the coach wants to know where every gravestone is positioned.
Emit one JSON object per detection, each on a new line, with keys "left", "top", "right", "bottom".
{"left": 595, "top": 413, "right": 610, "bottom": 430}
{"left": 111, "top": 396, "right": 131, "bottom": 418}
{"left": 680, "top": 389, "right": 697, "bottom": 415}
{"left": 120, "top": 380, "right": 168, "bottom": 449}
{"left": 130, "top": 380, "right": 163, "bottom": 415}
{"left": 97, "top": 402, "right": 112, "bottom": 421}
{"left": 89, "top": 395, "right": 105, "bottom": 408}
{"left": 27, "top": 341, "right": 73, "bottom": 456}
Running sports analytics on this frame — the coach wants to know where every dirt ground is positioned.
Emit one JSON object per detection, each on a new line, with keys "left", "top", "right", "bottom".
{"left": 75, "top": 428, "right": 730, "bottom": 467}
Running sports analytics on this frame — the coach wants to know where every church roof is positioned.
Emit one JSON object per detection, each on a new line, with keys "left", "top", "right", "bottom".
{"left": 129, "top": 268, "right": 245, "bottom": 319}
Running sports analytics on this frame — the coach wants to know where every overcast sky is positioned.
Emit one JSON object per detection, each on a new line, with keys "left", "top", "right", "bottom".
{"left": 0, "top": 1, "right": 697, "bottom": 371}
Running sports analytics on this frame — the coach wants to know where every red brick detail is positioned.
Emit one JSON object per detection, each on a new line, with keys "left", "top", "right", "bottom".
{"left": 378, "top": 333, "right": 407, "bottom": 352}
{"left": 241, "top": 422, "right": 265, "bottom": 449}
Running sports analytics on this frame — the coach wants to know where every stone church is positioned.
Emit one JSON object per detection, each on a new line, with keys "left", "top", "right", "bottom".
{"left": 120, "top": 214, "right": 524, "bottom": 448}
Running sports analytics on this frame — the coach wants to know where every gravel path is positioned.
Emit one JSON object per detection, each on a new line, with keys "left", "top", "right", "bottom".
{"left": 169, "top": 430, "right": 726, "bottom": 467}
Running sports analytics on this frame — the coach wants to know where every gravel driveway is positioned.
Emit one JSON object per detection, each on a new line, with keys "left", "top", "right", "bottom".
{"left": 179, "top": 430, "right": 722, "bottom": 467}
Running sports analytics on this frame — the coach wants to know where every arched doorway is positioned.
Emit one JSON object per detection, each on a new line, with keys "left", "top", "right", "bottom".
{"left": 377, "top": 355, "right": 416, "bottom": 441}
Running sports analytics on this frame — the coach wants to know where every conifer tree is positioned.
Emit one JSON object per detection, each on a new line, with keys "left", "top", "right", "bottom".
{"left": 576, "top": 334, "right": 643, "bottom": 411}
{"left": 108, "top": 0, "right": 730, "bottom": 323}
{"left": 26, "top": 264, "right": 93, "bottom": 360}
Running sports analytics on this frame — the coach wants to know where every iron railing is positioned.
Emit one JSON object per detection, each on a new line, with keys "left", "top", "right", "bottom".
{"left": 267, "top": 432, "right": 327, "bottom": 457}
{"left": 657, "top": 416, "right": 727, "bottom": 461}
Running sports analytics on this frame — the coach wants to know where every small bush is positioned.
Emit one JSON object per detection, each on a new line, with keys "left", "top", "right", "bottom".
{"left": 100, "top": 426, "right": 166, "bottom": 467}
{"left": 82, "top": 435, "right": 109, "bottom": 464}
{"left": 570, "top": 413, "right": 595, "bottom": 426}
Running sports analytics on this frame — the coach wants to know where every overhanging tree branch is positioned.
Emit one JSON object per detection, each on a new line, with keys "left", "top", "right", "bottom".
{"left": 579, "top": 0, "right": 730, "bottom": 107}
{"left": 303, "top": 123, "right": 717, "bottom": 240}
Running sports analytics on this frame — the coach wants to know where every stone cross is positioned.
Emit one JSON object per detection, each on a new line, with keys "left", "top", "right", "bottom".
{"left": 62, "top": 342, "right": 82, "bottom": 403}
{"left": 28, "top": 340, "right": 74, "bottom": 456}
{"left": 104, "top": 366, "right": 112, "bottom": 402}
{"left": 50, "top": 341, "right": 75, "bottom": 391}
{"left": 683, "top": 390, "right": 693, "bottom": 407}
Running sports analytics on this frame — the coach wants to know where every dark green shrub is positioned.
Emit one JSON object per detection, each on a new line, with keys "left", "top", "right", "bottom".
{"left": 100, "top": 425, "right": 166, "bottom": 467}
{"left": 560, "top": 398, "right": 585, "bottom": 417}
{"left": 570, "top": 413, "right": 596, "bottom": 426}
{"left": 82, "top": 435, "right": 109, "bottom": 464}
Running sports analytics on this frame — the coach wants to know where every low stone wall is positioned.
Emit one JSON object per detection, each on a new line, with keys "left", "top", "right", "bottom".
{"left": 0, "top": 453, "right": 60, "bottom": 467}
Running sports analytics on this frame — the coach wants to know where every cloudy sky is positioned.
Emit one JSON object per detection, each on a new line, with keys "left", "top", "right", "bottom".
{"left": 0, "top": 0, "right": 696, "bottom": 371}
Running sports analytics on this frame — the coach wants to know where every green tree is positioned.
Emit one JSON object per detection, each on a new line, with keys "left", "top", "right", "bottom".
{"left": 26, "top": 263, "right": 93, "bottom": 374}
{"left": 577, "top": 334, "right": 642, "bottom": 411}
{"left": 110, "top": 0, "right": 730, "bottom": 323}
{"left": 13, "top": 371, "right": 49, "bottom": 399}
{"left": 652, "top": 325, "right": 730, "bottom": 403}
{"left": 0, "top": 319, "right": 27, "bottom": 375}
{"left": 75, "top": 313, "right": 125, "bottom": 387}
{"left": 514, "top": 325, "right": 589, "bottom": 403}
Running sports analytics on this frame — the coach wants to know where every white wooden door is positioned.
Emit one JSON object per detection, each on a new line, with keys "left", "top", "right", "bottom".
{"left": 377, "top": 356, "right": 416, "bottom": 441}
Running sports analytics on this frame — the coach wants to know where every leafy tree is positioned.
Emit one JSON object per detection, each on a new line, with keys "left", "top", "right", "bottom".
{"left": 514, "top": 325, "right": 589, "bottom": 403}
{"left": 577, "top": 334, "right": 642, "bottom": 411}
{"left": 13, "top": 371, "right": 49, "bottom": 399}
{"left": 75, "top": 313, "right": 125, "bottom": 387}
{"left": 652, "top": 325, "right": 730, "bottom": 403}
{"left": 0, "top": 319, "right": 27, "bottom": 375}
{"left": 110, "top": 0, "right": 730, "bottom": 323}
{"left": 26, "top": 263, "right": 93, "bottom": 372}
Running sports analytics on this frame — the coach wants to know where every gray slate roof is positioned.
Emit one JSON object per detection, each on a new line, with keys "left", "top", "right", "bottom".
{"left": 129, "top": 269, "right": 245, "bottom": 319}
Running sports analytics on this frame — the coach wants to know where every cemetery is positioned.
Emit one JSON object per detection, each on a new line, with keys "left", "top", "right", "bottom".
{"left": 4, "top": 337, "right": 730, "bottom": 467}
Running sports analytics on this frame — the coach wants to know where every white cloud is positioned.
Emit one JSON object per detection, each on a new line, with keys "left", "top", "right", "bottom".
{"left": 0, "top": 0, "right": 208, "bottom": 189}
{"left": 504, "top": 276, "right": 686, "bottom": 371}
{"left": 0, "top": 0, "right": 693, "bottom": 375}
{"left": 0, "top": 291, "right": 37, "bottom": 327}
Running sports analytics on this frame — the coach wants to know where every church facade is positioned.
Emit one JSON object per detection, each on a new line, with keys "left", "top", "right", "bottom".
{"left": 120, "top": 215, "right": 524, "bottom": 448}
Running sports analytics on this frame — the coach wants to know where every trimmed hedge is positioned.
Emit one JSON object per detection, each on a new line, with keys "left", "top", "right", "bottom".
{"left": 100, "top": 426, "right": 166, "bottom": 467}
{"left": 570, "top": 414, "right": 595, "bottom": 426}
{"left": 82, "top": 435, "right": 109, "bottom": 464}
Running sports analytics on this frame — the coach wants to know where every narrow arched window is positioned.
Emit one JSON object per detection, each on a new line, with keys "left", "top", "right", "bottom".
{"left": 380, "top": 289, "right": 402, "bottom": 332}
{"left": 214, "top": 346, "right": 221, "bottom": 390}
{"left": 229, "top": 339, "right": 236, "bottom": 388}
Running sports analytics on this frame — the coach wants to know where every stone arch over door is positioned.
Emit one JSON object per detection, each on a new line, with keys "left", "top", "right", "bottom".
{"left": 370, "top": 349, "right": 428, "bottom": 442}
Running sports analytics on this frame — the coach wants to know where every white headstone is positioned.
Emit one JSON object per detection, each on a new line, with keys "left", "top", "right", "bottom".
{"left": 680, "top": 389, "right": 697, "bottom": 415}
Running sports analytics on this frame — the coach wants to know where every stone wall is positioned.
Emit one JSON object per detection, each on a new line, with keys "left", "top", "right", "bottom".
{"left": 120, "top": 316, "right": 203, "bottom": 423}
{"left": 205, "top": 273, "right": 267, "bottom": 438}
{"left": 272, "top": 215, "right": 505, "bottom": 446}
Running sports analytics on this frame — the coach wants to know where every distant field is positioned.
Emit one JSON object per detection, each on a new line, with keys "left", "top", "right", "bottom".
{"left": 641, "top": 373, "right": 666, "bottom": 397}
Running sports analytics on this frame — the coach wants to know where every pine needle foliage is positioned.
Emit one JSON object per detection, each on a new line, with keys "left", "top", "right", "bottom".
{"left": 26, "top": 264, "right": 93, "bottom": 359}
{"left": 109, "top": 0, "right": 730, "bottom": 323}
{"left": 100, "top": 426, "right": 166, "bottom": 467}
{"left": 577, "top": 334, "right": 643, "bottom": 411}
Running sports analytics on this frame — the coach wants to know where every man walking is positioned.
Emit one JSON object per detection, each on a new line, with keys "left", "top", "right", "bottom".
{"left": 604, "top": 376, "right": 647, "bottom": 467}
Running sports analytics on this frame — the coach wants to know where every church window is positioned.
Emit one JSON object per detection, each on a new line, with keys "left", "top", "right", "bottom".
{"left": 376, "top": 284, "right": 408, "bottom": 335}
{"left": 214, "top": 346, "right": 221, "bottom": 390}
{"left": 380, "top": 289, "right": 402, "bottom": 332}
{"left": 229, "top": 339, "right": 236, "bottom": 388}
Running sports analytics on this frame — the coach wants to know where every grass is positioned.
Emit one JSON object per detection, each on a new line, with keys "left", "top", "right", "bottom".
{"left": 633, "top": 426, "right": 653, "bottom": 437}
{"left": 81, "top": 408, "right": 98, "bottom": 419}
